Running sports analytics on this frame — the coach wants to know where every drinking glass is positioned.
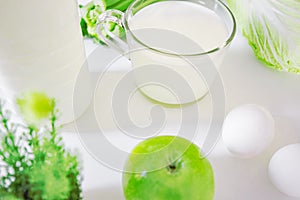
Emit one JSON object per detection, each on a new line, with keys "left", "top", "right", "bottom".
{"left": 97, "top": 0, "right": 236, "bottom": 105}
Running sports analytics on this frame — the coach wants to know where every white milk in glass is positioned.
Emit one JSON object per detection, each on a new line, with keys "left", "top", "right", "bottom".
{"left": 127, "top": 1, "right": 228, "bottom": 104}
{"left": 0, "top": 0, "right": 91, "bottom": 123}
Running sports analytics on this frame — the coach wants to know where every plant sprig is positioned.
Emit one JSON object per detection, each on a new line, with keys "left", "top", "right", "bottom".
{"left": 0, "top": 92, "right": 82, "bottom": 200}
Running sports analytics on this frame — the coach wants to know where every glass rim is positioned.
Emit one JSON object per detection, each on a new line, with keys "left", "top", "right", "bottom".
{"left": 124, "top": 0, "right": 237, "bottom": 57}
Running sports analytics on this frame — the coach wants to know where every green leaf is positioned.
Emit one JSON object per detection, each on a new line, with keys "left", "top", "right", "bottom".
{"left": 80, "top": 18, "right": 89, "bottom": 37}
{"left": 79, "top": 0, "right": 128, "bottom": 45}
{"left": 227, "top": 0, "right": 300, "bottom": 73}
{"left": 105, "top": 0, "right": 135, "bottom": 11}
{"left": 0, "top": 94, "right": 82, "bottom": 199}
{"left": 0, "top": 191, "right": 20, "bottom": 200}
{"left": 104, "top": 0, "right": 122, "bottom": 8}
{"left": 79, "top": 1, "right": 106, "bottom": 44}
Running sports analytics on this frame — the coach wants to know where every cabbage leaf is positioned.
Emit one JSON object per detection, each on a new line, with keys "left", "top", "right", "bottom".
{"left": 227, "top": 0, "right": 300, "bottom": 73}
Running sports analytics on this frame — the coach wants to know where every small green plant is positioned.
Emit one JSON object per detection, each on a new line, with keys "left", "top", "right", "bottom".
{"left": 0, "top": 92, "right": 82, "bottom": 200}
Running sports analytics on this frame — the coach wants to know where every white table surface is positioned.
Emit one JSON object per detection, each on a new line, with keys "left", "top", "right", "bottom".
{"left": 0, "top": 1, "right": 298, "bottom": 199}
{"left": 62, "top": 4, "right": 300, "bottom": 198}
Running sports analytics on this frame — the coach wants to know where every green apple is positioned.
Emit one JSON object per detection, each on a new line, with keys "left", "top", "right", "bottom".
{"left": 122, "top": 136, "right": 214, "bottom": 200}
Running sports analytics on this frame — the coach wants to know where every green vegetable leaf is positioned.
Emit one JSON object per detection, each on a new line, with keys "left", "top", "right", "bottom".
{"left": 103, "top": 0, "right": 121, "bottom": 8}
{"left": 80, "top": 18, "right": 89, "bottom": 37}
{"left": 105, "top": 0, "right": 135, "bottom": 12}
{"left": 79, "top": 1, "right": 106, "bottom": 44}
{"left": 227, "top": 0, "right": 300, "bottom": 73}
{"left": 79, "top": 0, "right": 128, "bottom": 45}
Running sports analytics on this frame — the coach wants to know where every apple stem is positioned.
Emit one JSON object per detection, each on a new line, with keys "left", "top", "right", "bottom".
{"left": 167, "top": 163, "right": 177, "bottom": 173}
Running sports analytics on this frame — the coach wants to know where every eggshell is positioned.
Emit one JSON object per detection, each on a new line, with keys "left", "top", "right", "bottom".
{"left": 222, "top": 104, "right": 275, "bottom": 158}
{"left": 269, "top": 143, "right": 300, "bottom": 198}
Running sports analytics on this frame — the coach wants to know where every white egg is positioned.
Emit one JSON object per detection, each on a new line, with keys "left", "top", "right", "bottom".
{"left": 269, "top": 144, "right": 300, "bottom": 198}
{"left": 222, "top": 104, "right": 275, "bottom": 158}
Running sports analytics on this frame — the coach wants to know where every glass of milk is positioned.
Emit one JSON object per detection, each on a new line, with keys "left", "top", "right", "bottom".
{"left": 97, "top": 0, "right": 236, "bottom": 105}
{"left": 0, "top": 0, "right": 92, "bottom": 123}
